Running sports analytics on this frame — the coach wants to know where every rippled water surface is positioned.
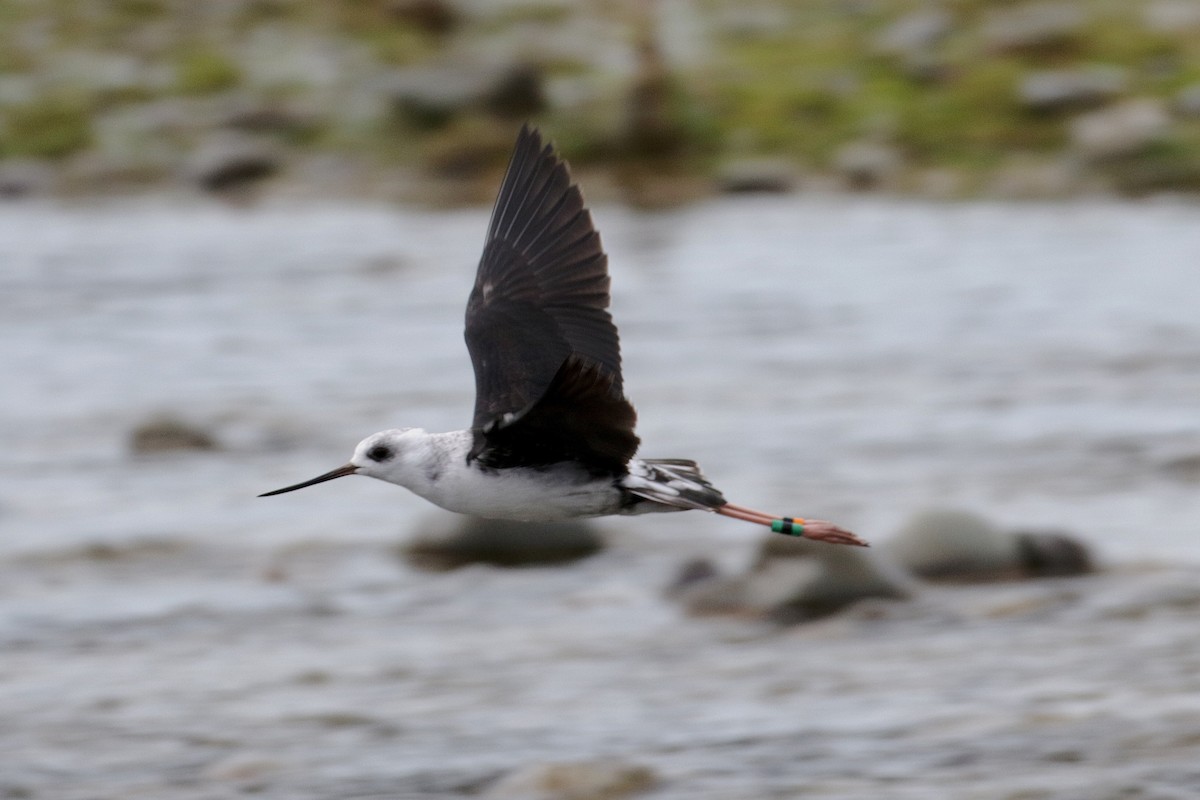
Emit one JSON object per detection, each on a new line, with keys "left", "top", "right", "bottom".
{"left": 2, "top": 196, "right": 1199, "bottom": 798}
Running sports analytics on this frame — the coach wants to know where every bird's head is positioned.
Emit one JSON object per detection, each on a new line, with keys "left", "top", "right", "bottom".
{"left": 259, "top": 428, "right": 422, "bottom": 496}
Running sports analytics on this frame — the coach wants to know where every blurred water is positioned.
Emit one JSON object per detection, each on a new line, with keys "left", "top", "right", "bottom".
{"left": 1, "top": 196, "right": 1200, "bottom": 798}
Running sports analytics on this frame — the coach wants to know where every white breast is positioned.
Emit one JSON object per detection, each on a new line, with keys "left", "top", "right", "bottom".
{"left": 427, "top": 461, "right": 622, "bottom": 521}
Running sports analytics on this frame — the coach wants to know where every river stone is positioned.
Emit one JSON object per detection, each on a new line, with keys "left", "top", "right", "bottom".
{"left": 715, "top": 157, "right": 797, "bottom": 194}
{"left": 873, "top": 9, "right": 951, "bottom": 58}
{"left": 1175, "top": 84, "right": 1200, "bottom": 118}
{"left": 129, "top": 415, "right": 218, "bottom": 454}
{"left": 833, "top": 140, "right": 903, "bottom": 190}
{"left": 0, "top": 159, "right": 54, "bottom": 198}
{"left": 187, "top": 134, "right": 280, "bottom": 192}
{"left": 1013, "top": 529, "right": 1093, "bottom": 577}
{"left": 1144, "top": 0, "right": 1200, "bottom": 32}
{"left": 486, "top": 759, "right": 657, "bottom": 800}
{"left": 980, "top": 1, "right": 1087, "bottom": 54}
{"left": 885, "top": 509, "right": 1017, "bottom": 581}
{"left": 402, "top": 514, "right": 604, "bottom": 571}
{"left": 388, "top": 61, "right": 545, "bottom": 129}
{"left": 676, "top": 535, "right": 911, "bottom": 623}
{"left": 1069, "top": 99, "right": 1171, "bottom": 161}
{"left": 1018, "top": 66, "right": 1127, "bottom": 113}
{"left": 385, "top": 0, "right": 461, "bottom": 36}
{"left": 885, "top": 509, "right": 1093, "bottom": 582}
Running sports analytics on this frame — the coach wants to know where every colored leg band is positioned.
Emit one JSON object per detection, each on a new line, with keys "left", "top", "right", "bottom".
{"left": 771, "top": 518, "right": 805, "bottom": 537}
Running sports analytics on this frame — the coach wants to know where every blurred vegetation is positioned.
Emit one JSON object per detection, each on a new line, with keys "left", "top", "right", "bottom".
{"left": 0, "top": 93, "right": 93, "bottom": 159}
{"left": 175, "top": 49, "right": 243, "bottom": 95}
{"left": 1, "top": 0, "right": 1200, "bottom": 199}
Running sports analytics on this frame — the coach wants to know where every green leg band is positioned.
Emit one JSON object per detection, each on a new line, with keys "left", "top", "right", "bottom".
{"left": 771, "top": 518, "right": 805, "bottom": 537}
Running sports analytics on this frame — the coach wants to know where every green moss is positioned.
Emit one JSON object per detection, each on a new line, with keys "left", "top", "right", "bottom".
{"left": 0, "top": 93, "right": 93, "bottom": 159}
{"left": 1099, "top": 135, "right": 1200, "bottom": 195}
{"left": 895, "top": 59, "right": 1066, "bottom": 166}
{"left": 175, "top": 49, "right": 241, "bottom": 94}
{"left": 477, "top": 2, "right": 572, "bottom": 31}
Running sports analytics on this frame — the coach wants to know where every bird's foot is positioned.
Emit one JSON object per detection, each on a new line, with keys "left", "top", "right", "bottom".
{"left": 714, "top": 504, "right": 869, "bottom": 547}
{"left": 798, "top": 519, "right": 870, "bottom": 548}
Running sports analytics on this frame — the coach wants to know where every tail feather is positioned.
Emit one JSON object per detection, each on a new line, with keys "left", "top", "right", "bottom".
{"left": 622, "top": 459, "right": 870, "bottom": 547}
{"left": 622, "top": 458, "right": 726, "bottom": 510}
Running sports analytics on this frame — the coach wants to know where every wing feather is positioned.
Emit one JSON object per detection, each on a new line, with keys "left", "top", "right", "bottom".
{"left": 464, "top": 125, "right": 637, "bottom": 471}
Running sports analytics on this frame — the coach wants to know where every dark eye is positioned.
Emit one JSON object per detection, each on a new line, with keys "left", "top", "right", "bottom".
{"left": 366, "top": 445, "right": 392, "bottom": 462}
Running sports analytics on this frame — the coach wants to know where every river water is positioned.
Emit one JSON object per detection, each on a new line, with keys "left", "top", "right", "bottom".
{"left": 2, "top": 195, "right": 1199, "bottom": 798}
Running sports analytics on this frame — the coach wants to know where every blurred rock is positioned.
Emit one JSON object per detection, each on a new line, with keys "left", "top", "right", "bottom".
{"left": 1013, "top": 530, "right": 1093, "bottom": 577}
{"left": 187, "top": 134, "right": 280, "bottom": 192}
{"left": 221, "top": 99, "right": 323, "bottom": 140}
{"left": 675, "top": 535, "right": 911, "bottom": 624}
{"left": 130, "top": 415, "right": 218, "bottom": 454}
{"left": 1018, "top": 66, "right": 1127, "bottom": 113}
{"left": 0, "top": 159, "right": 54, "bottom": 198}
{"left": 873, "top": 7, "right": 954, "bottom": 79}
{"left": 753, "top": 535, "right": 913, "bottom": 624}
{"left": 987, "top": 155, "right": 1079, "bottom": 199}
{"left": 981, "top": 1, "right": 1088, "bottom": 54}
{"left": 419, "top": 118, "right": 519, "bottom": 180}
{"left": 885, "top": 509, "right": 1093, "bottom": 582}
{"left": 624, "top": 19, "right": 686, "bottom": 160}
{"left": 482, "top": 63, "right": 546, "bottom": 119}
{"left": 873, "top": 10, "right": 951, "bottom": 58}
{"left": 486, "top": 759, "right": 657, "bottom": 800}
{"left": 1160, "top": 453, "right": 1200, "bottom": 482}
{"left": 833, "top": 140, "right": 903, "bottom": 190}
{"left": 1144, "top": 0, "right": 1200, "bottom": 32}
{"left": 401, "top": 514, "right": 604, "bottom": 571}
{"left": 714, "top": 158, "right": 797, "bottom": 194}
{"left": 1174, "top": 84, "right": 1200, "bottom": 118}
{"left": 1069, "top": 99, "right": 1171, "bottom": 161}
{"left": 63, "top": 147, "right": 175, "bottom": 192}
{"left": 664, "top": 557, "right": 720, "bottom": 597}
{"left": 885, "top": 509, "right": 1017, "bottom": 581}
{"left": 389, "top": 61, "right": 545, "bottom": 130}
{"left": 385, "top": 0, "right": 461, "bottom": 36}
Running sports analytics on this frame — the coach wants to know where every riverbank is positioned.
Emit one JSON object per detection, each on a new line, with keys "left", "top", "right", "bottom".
{"left": 4, "top": 0, "right": 1200, "bottom": 204}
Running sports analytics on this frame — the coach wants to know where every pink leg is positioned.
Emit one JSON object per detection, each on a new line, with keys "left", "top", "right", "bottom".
{"left": 714, "top": 503, "right": 869, "bottom": 547}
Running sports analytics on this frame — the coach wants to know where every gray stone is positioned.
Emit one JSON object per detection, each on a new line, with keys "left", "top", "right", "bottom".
{"left": 0, "top": 159, "right": 55, "bottom": 198}
{"left": 1069, "top": 99, "right": 1171, "bottom": 162}
{"left": 753, "top": 535, "right": 913, "bottom": 624}
{"left": 1012, "top": 530, "right": 1093, "bottom": 577}
{"left": 715, "top": 157, "right": 798, "bottom": 194}
{"left": 187, "top": 134, "right": 281, "bottom": 191}
{"left": 486, "top": 759, "right": 657, "bottom": 800}
{"left": 986, "top": 154, "right": 1079, "bottom": 198}
{"left": 130, "top": 415, "right": 218, "bottom": 454}
{"left": 676, "top": 535, "right": 911, "bottom": 624}
{"left": 1144, "top": 0, "right": 1200, "bottom": 32}
{"left": 1174, "top": 84, "right": 1200, "bottom": 118}
{"left": 981, "top": 1, "right": 1087, "bottom": 54}
{"left": 385, "top": 0, "right": 462, "bottom": 36}
{"left": 1018, "top": 66, "right": 1127, "bottom": 113}
{"left": 884, "top": 509, "right": 1093, "bottom": 582}
{"left": 884, "top": 509, "right": 1018, "bottom": 581}
{"left": 873, "top": 10, "right": 952, "bottom": 58}
{"left": 401, "top": 514, "right": 604, "bottom": 571}
{"left": 833, "top": 140, "right": 903, "bottom": 190}
{"left": 388, "top": 61, "right": 545, "bottom": 129}
{"left": 221, "top": 99, "right": 323, "bottom": 139}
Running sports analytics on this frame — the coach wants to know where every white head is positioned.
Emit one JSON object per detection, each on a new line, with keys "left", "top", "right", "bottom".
{"left": 259, "top": 428, "right": 427, "bottom": 496}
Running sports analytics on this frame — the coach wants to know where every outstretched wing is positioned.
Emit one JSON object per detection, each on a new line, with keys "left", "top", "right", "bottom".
{"left": 464, "top": 125, "right": 638, "bottom": 472}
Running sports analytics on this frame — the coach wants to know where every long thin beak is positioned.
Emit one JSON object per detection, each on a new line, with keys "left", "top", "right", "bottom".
{"left": 258, "top": 464, "right": 359, "bottom": 497}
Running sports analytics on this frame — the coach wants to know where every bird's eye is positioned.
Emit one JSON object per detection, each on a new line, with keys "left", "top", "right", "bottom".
{"left": 366, "top": 445, "right": 392, "bottom": 462}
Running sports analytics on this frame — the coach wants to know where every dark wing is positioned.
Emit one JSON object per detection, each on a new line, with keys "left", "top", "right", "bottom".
{"left": 464, "top": 125, "right": 638, "bottom": 473}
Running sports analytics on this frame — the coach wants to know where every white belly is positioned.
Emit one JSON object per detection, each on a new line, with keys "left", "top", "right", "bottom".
{"left": 421, "top": 462, "right": 623, "bottom": 522}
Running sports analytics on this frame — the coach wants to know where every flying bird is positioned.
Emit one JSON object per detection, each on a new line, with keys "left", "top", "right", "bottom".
{"left": 261, "top": 125, "right": 866, "bottom": 547}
